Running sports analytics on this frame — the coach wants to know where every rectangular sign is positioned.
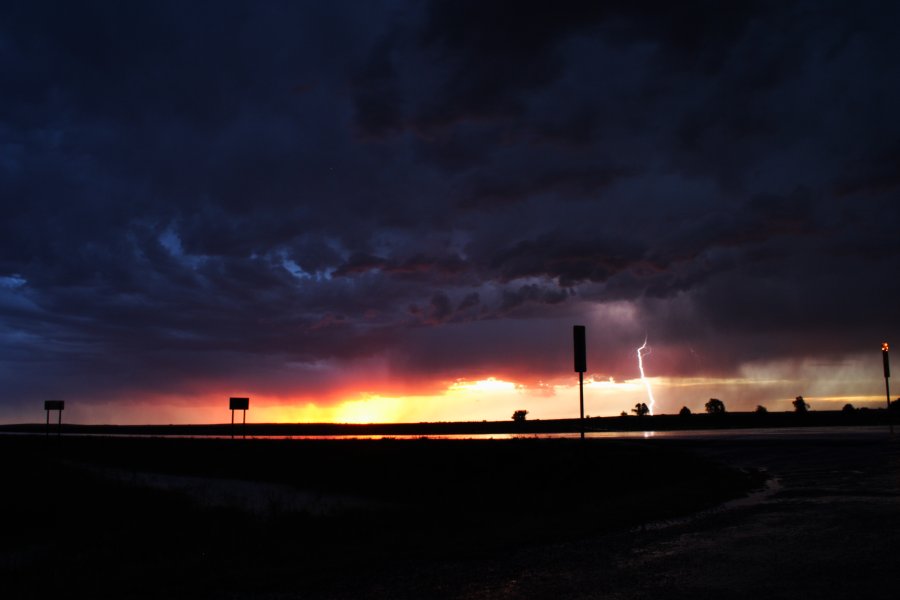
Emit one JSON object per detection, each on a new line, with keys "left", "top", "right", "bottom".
{"left": 44, "top": 400, "right": 65, "bottom": 411}
{"left": 229, "top": 397, "right": 249, "bottom": 410}
{"left": 573, "top": 325, "right": 586, "bottom": 373}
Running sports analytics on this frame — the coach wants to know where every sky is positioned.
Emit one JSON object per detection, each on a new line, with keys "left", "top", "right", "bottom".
{"left": 2, "top": 0, "right": 899, "bottom": 424}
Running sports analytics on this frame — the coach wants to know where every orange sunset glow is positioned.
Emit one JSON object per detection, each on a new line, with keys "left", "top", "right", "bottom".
{"left": 26, "top": 356, "right": 889, "bottom": 426}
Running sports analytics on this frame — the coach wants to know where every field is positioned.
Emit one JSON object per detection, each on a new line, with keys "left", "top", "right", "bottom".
{"left": 1, "top": 435, "right": 762, "bottom": 599}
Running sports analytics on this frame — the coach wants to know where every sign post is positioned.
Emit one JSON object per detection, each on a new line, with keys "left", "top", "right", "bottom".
{"left": 229, "top": 397, "right": 249, "bottom": 439}
{"left": 883, "top": 343, "right": 892, "bottom": 435}
{"left": 44, "top": 400, "right": 64, "bottom": 438}
{"left": 573, "top": 326, "right": 587, "bottom": 439}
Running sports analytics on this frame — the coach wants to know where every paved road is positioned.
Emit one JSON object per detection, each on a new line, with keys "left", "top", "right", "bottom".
{"left": 345, "top": 430, "right": 900, "bottom": 599}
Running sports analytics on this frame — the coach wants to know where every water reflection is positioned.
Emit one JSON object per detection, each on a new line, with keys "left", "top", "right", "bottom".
{"left": 2, "top": 425, "right": 887, "bottom": 441}
{"left": 232, "top": 425, "right": 883, "bottom": 441}
{"left": 293, "top": 426, "right": 885, "bottom": 441}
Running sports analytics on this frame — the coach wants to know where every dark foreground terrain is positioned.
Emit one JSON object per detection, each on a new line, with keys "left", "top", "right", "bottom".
{"left": 2, "top": 431, "right": 897, "bottom": 598}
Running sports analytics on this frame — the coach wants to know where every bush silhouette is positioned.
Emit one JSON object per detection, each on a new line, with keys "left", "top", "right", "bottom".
{"left": 512, "top": 410, "right": 528, "bottom": 422}
{"left": 792, "top": 396, "right": 809, "bottom": 413}
{"left": 679, "top": 406, "right": 692, "bottom": 417}
{"left": 632, "top": 403, "right": 650, "bottom": 417}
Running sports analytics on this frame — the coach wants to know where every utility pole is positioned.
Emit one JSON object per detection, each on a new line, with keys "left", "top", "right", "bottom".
{"left": 883, "top": 343, "right": 892, "bottom": 435}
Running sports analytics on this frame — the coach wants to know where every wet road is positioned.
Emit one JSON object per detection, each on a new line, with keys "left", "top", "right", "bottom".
{"left": 349, "top": 430, "right": 900, "bottom": 599}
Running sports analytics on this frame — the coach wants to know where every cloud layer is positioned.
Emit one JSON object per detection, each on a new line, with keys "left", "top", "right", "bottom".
{"left": 2, "top": 1, "right": 899, "bottom": 419}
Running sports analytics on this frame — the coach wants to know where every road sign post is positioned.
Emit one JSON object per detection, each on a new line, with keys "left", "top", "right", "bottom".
{"left": 229, "top": 397, "right": 249, "bottom": 439}
{"left": 44, "top": 400, "right": 64, "bottom": 437}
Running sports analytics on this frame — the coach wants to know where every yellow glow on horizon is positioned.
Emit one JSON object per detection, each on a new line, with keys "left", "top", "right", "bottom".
{"left": 448, "top": 377, "right": 517, "bottom": 393}
{"left": 253, "top": 402, "right": 334, "bottom": 423}
{"left": 237, "top": 386, "right": 893, "bottom": 425}
{"left": 649, "top": 376, "right": 795, "bottom": 388}
{"left": 19, "top": 349, "right": 888, "bottom": 426}
{"left": 332, "top": 396, "right": 407, "bottom": 424}
{"left": 808, "top": 394, "right": 885, "bottom": 405}
{"left": 590, "top": 376, "right": 640, "bottom": 391}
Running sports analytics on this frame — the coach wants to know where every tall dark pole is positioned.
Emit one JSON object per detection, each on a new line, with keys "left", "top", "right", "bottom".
{"left": 579, "top": 371, "right": 585, "bottom": 438}
{"left": 574, "top": 325, "right": 587, "bottom": 440}
{"left": 883, "top": 342, "right": 892, "bottom": 435}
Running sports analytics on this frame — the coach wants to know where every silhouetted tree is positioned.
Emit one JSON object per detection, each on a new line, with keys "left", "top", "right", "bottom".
{"left": 889, "top": 399, "right": 900, "bottom": 411}
{"left": 512, "top": 409, "right": 528, "bottom": 422}
{"left": 792, "top": 396, "right": 809, "bottom": 413}
{"left": 620, "top": 411, "right": 628, "bottom": 417}
{"left": 632, "top": 403, "right": 650, "bottom": 417}
{"left": 842, "top": 403, "right": 856, "bottom": 413}
{"left": 755, "top": 405, "right": 768, "bottom": 414}
{"left": 679, "top": 406, "right": 692, "bottom": 417}
{"left": 705, "top": 398, "right": 725, "bottom": 414}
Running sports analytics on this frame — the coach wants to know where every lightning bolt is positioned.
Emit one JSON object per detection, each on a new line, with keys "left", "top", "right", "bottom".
{"left": 637, "top": 336, "right": 656, "bottom": 416}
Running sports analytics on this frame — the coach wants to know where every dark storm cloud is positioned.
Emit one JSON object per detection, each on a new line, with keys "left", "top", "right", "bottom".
{"left": 460, "top": 163, "right": 635, "bottom": 209}
{"left": 354, "top": 0, "right": 762, "bottom": 138}
{"left": 489, "top": 234, "right": 646, "bottom": 285}
{"left": 333, "top": 252, "right": 468, "bottom": 280}
{"left": 2, "top": 0, "right": 899, "bottom": 416}
{"left": 498, "top": 284, "right": 571, "bottom": 313}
